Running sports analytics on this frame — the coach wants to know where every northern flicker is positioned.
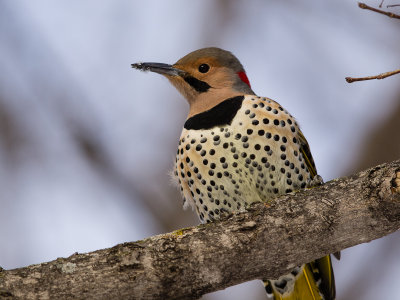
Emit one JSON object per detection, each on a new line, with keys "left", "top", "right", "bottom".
{"left": 132, "top": 47, "right": 336, "bottom": 300}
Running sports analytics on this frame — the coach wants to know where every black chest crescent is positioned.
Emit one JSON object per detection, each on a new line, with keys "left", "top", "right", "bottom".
{"left": 184, "top": 96, "right": 245, "bottom": 130}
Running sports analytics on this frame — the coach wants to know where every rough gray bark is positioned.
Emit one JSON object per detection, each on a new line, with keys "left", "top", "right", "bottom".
{"left": 1, "top": 160, "right": 400, "bottom": 300}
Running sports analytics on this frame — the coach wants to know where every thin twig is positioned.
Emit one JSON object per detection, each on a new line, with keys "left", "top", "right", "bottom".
{"left": 346, "top": 69, "right": 400, "bottom": 83}
{"left": 379, "top": 0, "right": 385, "bottom": 8}
{"left": 358, "top": 2, "right": 400, "bottom": 19}
{"left": 387, "top": 4, "right": 400, "bottom": 8}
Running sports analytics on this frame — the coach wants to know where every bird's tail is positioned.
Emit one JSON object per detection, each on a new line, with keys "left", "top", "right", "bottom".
{"left": 263, "top": 255, "right": 335, "bottom": 300}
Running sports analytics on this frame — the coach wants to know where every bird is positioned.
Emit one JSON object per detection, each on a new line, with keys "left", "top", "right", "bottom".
{"left": 132, "top": 47, "right": 336, "bottom": 300}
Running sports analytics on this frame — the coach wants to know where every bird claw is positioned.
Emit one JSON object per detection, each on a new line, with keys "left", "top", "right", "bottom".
{"left": 263, "top": 202, "right": 271, "bottom": 208}
{"left": 306, "top": 174, "right": 324, "bottom": 189}
{"left": 219, "top": 208, "right": 232, "bottom": 220}
{"left": 390, "top": 170, "right": 400, "bottom": 194}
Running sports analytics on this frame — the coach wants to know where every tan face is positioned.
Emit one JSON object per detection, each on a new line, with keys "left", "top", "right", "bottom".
{"left": 132, "top": 47, "right": 255, "bottom": 118}
{"left": 169, "top": 57, "right": 253, "bottom": 117}
{"left": 173, "top": 57, "right": 234, "bottom": 89}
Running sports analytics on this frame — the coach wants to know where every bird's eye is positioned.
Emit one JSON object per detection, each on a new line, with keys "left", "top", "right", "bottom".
{"left": 198, "top": 64, "right": 210, "bottom": 73}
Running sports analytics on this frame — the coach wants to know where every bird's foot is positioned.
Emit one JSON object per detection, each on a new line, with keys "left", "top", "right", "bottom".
{"left": 306, "top": 174, "right": 324, "bottom": 189}
{"left": 391, "top": 170, "right": 400, "bottom": 194}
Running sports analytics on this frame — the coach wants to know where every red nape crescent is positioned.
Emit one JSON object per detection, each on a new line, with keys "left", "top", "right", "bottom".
{"left": 237, "top": 71, "right": 251, "bottom": 88}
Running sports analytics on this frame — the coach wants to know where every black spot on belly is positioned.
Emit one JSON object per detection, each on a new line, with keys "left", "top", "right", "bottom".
{"left": 265, "top": 283, "right": 273, "bottom": 294}
{"left": 274, "top": 279, "right": 287, "bottom": 289}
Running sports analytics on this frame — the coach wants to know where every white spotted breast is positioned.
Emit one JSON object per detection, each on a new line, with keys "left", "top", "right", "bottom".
{"left": 173, "top": 95, "right": 313, "bottom": 223}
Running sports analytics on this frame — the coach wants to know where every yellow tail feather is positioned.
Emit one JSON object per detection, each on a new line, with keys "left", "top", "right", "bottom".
{"left": 264, "top": 255, "right": 335, "bottom": 300}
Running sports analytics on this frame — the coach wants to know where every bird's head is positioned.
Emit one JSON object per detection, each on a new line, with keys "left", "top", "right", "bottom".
{"left": 132, "top": 47, "right": 255, "bottom": 117}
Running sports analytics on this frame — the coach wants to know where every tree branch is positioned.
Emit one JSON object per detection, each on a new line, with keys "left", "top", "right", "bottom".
{"left": 345, "top": 68, "right": 400, "bottom": 83}
{"left": 358, "top": 2, "right": 400, "bottom": 19}
{"left": 345, "top": 3, "right": 400, "bottom": 83}
{"left": 1, "top": 160, "right": 400, "bottom": 300}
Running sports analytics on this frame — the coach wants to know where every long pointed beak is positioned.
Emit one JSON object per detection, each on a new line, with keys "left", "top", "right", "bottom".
{"left": 131, "top": 62, "right": 183, "bottom": 76}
